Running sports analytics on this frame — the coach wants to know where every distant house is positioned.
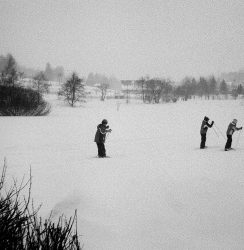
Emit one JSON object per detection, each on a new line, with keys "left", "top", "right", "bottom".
{"left": 114, "top": 90, "right": 124, "bottom": 99}
{"left": 220, "top": 69, "right": 244, "bottom": 85}
{"left": 121, "top": 80, "right": 140, "bottom": 98}
{"left": 85, "top": 85, "right": 100, "bottom": 98}
{"left": 121, "top": 80, "right": 136, "bottom": 90}
{"left": 85, "top": 85, "right": 117, "bottom": 99}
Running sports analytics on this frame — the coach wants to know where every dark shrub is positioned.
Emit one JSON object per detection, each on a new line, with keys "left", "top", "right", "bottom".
{"left": 0, "top": 85, "right": 51, "bottom": 116}
{"left": 0, "top": 159, "right": 82, "bottom": 249}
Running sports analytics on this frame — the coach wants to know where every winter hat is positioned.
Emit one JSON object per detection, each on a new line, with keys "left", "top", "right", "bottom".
{"left": 232, "top": 119, "right": 237, "bottom": 124}
{"left": 204, "top": 116, "right": 209, "bottom": 121}
{"left": 102, "top": 119, "right": 108, "bottom": 125}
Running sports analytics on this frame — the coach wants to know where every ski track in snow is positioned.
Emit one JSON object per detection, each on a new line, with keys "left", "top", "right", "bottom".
{"left": 1, "top": 95, "right": 244, "bottom": 250}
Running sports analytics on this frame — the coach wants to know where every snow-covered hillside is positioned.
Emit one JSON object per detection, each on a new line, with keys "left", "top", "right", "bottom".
{"left": 1, "top": 95, "right": 244, "bottom": 249}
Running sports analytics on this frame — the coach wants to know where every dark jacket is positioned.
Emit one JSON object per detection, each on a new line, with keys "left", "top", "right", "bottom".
{"left": 200, "top": 119, "right": 213, "bottom": 134}
{"left": 94, "top": 124, "right": 110, "bottom": 143}
{"left": 226, "top": 122, "right": 241, "bottom": 135}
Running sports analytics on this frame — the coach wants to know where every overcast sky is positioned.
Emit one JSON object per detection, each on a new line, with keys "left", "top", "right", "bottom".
{"left": 0, "top": 0, "right": 244, "bottom": 81}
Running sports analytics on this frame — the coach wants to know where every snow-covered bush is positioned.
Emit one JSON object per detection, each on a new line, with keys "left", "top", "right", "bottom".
{"left": 0, "top": 85, "right": 51, "bottom": 116}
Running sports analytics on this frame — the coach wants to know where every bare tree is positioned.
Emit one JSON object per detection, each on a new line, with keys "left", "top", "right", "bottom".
{"left": 236, "top": 84, "right": 243, "bottom": 95}
{"left": 1, "top": 54, "right": 18, "bottom": 86}
{"left": 33, "top": 71, "right": 50, "bottom": 104}
{"left": 208, "top": 76, "right": 217, "bottom": 98}
{"left": 147, "top": 79, "right": 163, "bottom": 103}
{"left": 97, "top": 83, "right": 109, "bottom": 101}
{"left": 58, "top": 72, "right": 85, "bottom": 106}
{"left": 143, "top": 78, "right": 173, "bottom": 103}
{"left": 198, "top": 77, "right": 208, "bottom": 99}
{"left": 161, "top": 79, "right": 173, "bottom": 102}
{"left": 219, "top": 79, "right": 228, "bottom": 99}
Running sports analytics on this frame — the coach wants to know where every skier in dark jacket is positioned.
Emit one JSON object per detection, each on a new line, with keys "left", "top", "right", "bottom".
{"left": 225, "top": 119, "right": 242, "bottom": 151}
{"left": 94, "top": 119, "right": 112, "bottom": 157}
{"left": 200, "top": 116, "right": 214, "bottom": 149}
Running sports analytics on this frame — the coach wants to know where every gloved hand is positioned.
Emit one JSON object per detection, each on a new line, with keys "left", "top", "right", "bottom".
{"left": 241, "top": 127, "right": 243, "bottom": 130}
{"left": 212, "top": 121, "right": 214, "bottom": 124}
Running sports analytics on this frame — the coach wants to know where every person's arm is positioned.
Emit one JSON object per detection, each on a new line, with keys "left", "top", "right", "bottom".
{"left": 105, "top": 125, "right": 112, "bottom": 132}
{"left": 206, "top": 121, "right": 214, "bottom": 128}
{"left": 237, "top": 126, "right": 243, "bottom": 131}
{"left": 99, "top": 127, "right": 112, "bottom": 134}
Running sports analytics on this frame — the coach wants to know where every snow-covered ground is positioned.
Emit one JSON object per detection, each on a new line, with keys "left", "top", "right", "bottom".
{"left": 1, "top": 95, "right": 244, "bottom": 250}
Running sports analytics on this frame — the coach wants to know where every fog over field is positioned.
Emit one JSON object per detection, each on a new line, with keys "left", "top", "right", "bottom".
{"left": 1, "top": 0, "right": 244, "bottom": 80}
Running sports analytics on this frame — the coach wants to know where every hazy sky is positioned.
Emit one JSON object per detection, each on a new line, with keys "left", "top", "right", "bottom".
{"left": 0, "top": 0, "right": 244, "bottom": 80}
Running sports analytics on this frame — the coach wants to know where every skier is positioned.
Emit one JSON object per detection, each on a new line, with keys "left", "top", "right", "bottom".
{"left": 200, "top": 116, "right": 214, "bottom": 149}
{"left": 224, "top": 119, "right": 242, "bottom": 151}
{"left": 94, "top": 119, "right": 112, "bottom": 157}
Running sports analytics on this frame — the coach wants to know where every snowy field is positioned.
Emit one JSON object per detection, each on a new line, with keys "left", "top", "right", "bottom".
{"left": 1, "top": 95, "right": 244, "bottom": 250}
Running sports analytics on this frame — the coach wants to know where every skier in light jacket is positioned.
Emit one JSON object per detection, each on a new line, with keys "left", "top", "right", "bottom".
{"left": 94, "top": 119, "right": 112, "bottom": 157}
{"left": 225, "top": 119, "right": 242, "bottom": 151}
{"left": 200, "top": 116, "right": 214, "bottom": 149}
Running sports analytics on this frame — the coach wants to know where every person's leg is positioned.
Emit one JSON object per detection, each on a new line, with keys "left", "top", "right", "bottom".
{"left": 225, "top": 138, "right": 228, "bottom": 150}
{"left": 97, "top": 143, "right": 102, "bottom": 157}
{"left": 225, "top": 135, "right": 232, "bottom": 150}
{"left": 200, "top": 134, "right": 206, "bottom": 148}
{"left": 229, "top": 135, "right": 233, "bottom": 148}
{"left": 101, "top": 143, "right": 106, "bottom": 157}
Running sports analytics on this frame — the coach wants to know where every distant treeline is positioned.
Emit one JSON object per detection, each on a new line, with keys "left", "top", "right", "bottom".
{"left": 0, "top": 53, "right": 243, "bottom": 104}
{"left": 0, "top": 54, "right": 65, "bottom": 82}
{"left": 173, "top": 76, "right": 243, "bottom": 100}
{"left": 134, "top": 76, "right": 243, "bottom": 103}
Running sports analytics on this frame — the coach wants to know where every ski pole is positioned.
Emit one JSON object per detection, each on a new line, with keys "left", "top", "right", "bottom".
{"left": 212, "top": 126, "right": 219, "bottom": 138}
{"left": 235, "top": 128, "right": 242, "bottom": 148}
{"left": 106, "top": 132, "right": 110, "bottom": 140}
{"left": 214, "top": 124, "right": 226, "bottom": 140}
